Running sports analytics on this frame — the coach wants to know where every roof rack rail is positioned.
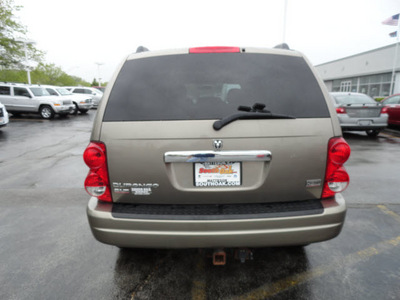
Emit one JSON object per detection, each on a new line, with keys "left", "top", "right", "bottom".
{"left": 274, "top": 43, "right": 290, "bottom": 50}
{"left": 136, "top": 46, "right": 149, "bottom": 53}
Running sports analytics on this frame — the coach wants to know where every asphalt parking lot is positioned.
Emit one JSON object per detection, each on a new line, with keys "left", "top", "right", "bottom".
{"left": 0, "top": 112, "right": 399, "bottom": 300}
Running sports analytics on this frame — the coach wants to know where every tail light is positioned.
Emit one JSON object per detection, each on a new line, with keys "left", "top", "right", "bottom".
{"left": 322, "top": 137, "right": 351, "bottom": 198}
{"left": 83, "top": 142, "right": 112, "bottom": 202}
{"left": 381, "top": 106, "right": 388, "bottom": 114}
{"left": 336, "top": 107, "right": 346, "bottom": 114}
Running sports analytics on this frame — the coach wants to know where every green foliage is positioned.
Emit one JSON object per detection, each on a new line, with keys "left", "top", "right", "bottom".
{"left": 0, "top": 63, "right": 90, "bottom": 86}
{"left": 91, "top": 78, "right": 99, "bottom": 86}
{"left": 374, "top": 97, "right": 384, "bottom": 102}
{"left": 0, "top": 0, "right": 43, "bottom": 68}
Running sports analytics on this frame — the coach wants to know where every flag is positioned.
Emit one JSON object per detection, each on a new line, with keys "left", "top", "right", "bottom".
{"left": 382, "top": 13, "right": 399, "bottom": 26}
{"left": 389, "top": 31, "right": 398, "bottom": 37}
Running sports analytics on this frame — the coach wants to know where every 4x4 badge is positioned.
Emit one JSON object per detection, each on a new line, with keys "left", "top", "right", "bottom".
{"left": 213, "top": 140, "right": 223, "bottom": 151}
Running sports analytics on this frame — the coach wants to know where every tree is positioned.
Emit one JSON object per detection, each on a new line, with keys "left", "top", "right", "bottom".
{"left": 0, "top": 0, "right": 43, "bottom": 69}
{"left": 91, "top": 78, "right": 99, "bottom": 86}
{"left": 0, "top": 63, "right": 91, "bottom": 86}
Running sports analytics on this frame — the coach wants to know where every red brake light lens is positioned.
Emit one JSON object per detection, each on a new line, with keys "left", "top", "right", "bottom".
{"left": 83, "top": 142, "right": 106, "bottom": 169}
{"left": 83, "top": 142, "right": 111, "bottom": 202}
{"left": 381, "top": 106, "right": 388, "bottom": 114}
{"left": 328, "top": 138, "right": 351, "bottom": 165}
{"left": 322, "top": 137, "right": 351, "bottom": 199}
{"left": 336, "top": 107, "right": 346, "bottom": 114}
{"left": 189, "top": 46, "right": 241, "bottom": 54}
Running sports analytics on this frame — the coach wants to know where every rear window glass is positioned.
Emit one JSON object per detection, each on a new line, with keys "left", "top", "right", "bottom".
{"left": 332, "top": 94, "right": 376, "bottom": 105}
{"left": 104, "top": 53, "right": 330, "bottom": 121}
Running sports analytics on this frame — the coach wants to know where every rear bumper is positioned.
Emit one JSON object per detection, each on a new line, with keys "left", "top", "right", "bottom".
{"left": 87, "top": 194, "right": 346, "bottom": 248}
{"left": 338, "top": 114, "right": 388, "bottom": 131}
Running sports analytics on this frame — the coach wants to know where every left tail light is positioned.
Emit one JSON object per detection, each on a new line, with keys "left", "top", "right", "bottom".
{"left": 83, "top": 142, "right": 112, "bottom": 202}
{"left": 322, "top": 137, "right": 351, "bottom": 198}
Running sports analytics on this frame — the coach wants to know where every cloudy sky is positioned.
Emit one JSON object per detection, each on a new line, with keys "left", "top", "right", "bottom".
{"left": 14, "top": 0, "right": 400, "bottom": 83}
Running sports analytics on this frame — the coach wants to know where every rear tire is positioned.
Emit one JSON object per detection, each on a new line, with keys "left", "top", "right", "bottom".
{"left": 366, "top": 129, "right": 380, "bottom": 137}
{"left": 39, "top": 105, "right": 55, "bottom": 119}
{"left": 79, "top": 109, "right": 88, "bottom": 114}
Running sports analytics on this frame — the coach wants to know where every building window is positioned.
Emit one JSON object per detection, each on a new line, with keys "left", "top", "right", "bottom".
{"left": 340, "top": 81, "right": 352, "bottom": 92}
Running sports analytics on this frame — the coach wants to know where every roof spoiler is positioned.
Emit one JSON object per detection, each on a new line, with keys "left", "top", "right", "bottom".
{"left": 274, "top": 43, "right": 290, "bottom": 50}
{"left": 136, "top": 46, "right": 149, "bottom": 53}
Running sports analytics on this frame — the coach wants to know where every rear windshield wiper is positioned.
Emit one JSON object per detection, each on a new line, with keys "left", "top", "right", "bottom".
{"left": 213, "top": 103, "right": 296, "bottom": 131}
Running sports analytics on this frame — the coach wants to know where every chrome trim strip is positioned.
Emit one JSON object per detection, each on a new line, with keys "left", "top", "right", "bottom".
{"left": 164, "top": 150, "right": 272, "bottom": 163}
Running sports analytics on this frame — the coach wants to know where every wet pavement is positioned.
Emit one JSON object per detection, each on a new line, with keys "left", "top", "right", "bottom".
{"left": 0, "top": 112, "right": 399, "bottom": 300}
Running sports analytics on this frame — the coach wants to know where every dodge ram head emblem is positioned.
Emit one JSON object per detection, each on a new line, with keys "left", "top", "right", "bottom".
{"left": 213, "top": 140, "right": 223, "bottom": 151}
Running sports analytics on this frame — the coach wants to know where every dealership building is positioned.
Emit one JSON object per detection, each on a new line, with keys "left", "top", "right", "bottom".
{"left": 315, "top": 43, "right": 400, "bottom": 98}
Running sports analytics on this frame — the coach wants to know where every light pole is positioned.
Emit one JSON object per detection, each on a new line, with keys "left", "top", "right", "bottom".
{"left": 15, "top": 38, "right": 36, "bottom": 85}
{"left": 95, "top": 62, "right": 104, "bottom": 86}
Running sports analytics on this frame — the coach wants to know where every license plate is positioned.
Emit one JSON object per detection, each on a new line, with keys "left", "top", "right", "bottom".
{"left": 359, "top": 120, "right": 372, "bottom": 126}
{"left": 194, "top": 162, "right": 241, "bottom": 187}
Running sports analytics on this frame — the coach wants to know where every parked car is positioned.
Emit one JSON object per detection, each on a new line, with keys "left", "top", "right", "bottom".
{"left": 0, "top": 101, "right": 9, "bottom": 128}
{"left": 65, "top": 86, "right": 103, "bottom": 107}
{"left": 381, "top": 94, "right": 400, "bottom": 126}
{"left": 43, "top": 85, "right": 93, "bottom": 114}
{"left": 92, "top": 86, "right": 105, "bottom": 93}
{"left": 84, "top": 46, "right": 351, "bottom": 252}
{"left": 0, "top": 83, "right": 74, "bottom": 119}
{"left": 330, "top": 92, "right": 388, "bottom": 137}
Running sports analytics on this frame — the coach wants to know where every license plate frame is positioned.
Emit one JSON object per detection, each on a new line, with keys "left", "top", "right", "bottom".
{"left": 359, "top": 120, "right": 372, "bottom": 126}
{"left": 194, "top": 162, "right": 242, "bottom": 187}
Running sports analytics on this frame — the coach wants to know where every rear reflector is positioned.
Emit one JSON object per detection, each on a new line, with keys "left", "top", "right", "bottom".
{"left": 189, "top": 46, "right": 241, "bottom": 53}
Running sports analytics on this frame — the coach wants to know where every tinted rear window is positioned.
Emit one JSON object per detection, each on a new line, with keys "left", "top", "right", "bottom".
{"left": 104, "top": 53, "right": 329, "bottom": 121}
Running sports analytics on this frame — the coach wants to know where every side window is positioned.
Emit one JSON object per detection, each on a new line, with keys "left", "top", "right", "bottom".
{"left": 384, "top": 96, "right": 400, "bottom": 104}
{"left": 84, "top": 89, "right": 92, "bottom": 94}
{"left": 74, "top": 88, "right": 84, "bottom": 93}
{"left": 14, "top": 87, "right": 31, "bottom": 97}
{"left": 46, "top": 88, "right": 58, "bottom": 96}
{"left": 0, "top": 86, "right": 11, "bottom": 95}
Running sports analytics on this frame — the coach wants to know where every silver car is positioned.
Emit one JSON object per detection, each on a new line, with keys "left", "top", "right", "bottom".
{"left": 84, "top": 46, "right": 351, "bottom": 252}
{"left": 330, "top": 92, "right": 388, "bottom": 137}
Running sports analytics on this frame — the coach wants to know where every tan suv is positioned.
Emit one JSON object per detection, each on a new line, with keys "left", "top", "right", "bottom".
{"left": 84, "top": 46, "right": 351, "bottom": 251}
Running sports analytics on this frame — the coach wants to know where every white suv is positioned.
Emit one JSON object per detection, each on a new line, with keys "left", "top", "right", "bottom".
{"left": 43, "top": 85, "right": 93, "bottom": 114}
{"left": 0, "top": 102, "right": 9, "bottom": 128}
{"left": 65, "top": 86, "right": 103, "bottom": 108}
{"left": 0, "top": 83, "right": 74, "bottom": 119}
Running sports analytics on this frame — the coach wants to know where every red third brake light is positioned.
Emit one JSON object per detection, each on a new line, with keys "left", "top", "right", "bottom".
{"left": 189, "top": 46, "right": 241, "bottom": 54}
{"left": 322, "top": 137, "right": 351, "bottom": 199}
{"left": 83, "top": 142, "right": 112, "bottom": 202}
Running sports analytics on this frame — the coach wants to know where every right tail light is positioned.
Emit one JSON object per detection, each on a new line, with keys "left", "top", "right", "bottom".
{"left": 322, "top": 137, "right": 351, "bottom": 199}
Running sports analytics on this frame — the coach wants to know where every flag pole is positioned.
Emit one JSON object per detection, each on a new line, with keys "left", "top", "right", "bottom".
{"left": 389, "top": 22, "right": 400, "bottom": 95}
